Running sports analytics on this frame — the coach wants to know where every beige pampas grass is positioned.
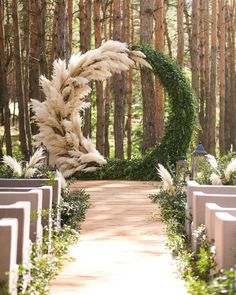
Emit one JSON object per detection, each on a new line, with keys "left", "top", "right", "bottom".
{"left": 205, "top": 154, "right": 218, "bottom": 169}
{"left": 24, "top": 168, "right": 38, "bottom": 179}
{"left": 56, "top": 170, "right": 67, "bottom": 188}
{"left": 157, "top": 164, "right": 175, "bottom": 195}
{"left": 32, "top": 40, "right": 151, "bottom": 177}
{"left": 3, "top": 155, "right": 22, "bottom": 176}
{"left": 210, "top": 173, "right": 222, "bottom": 185}
{"left": 224, "top": 159, "right": 236, "bottom": 181}
{"left": 27, "top": 148, "right": 45, "bottom": 169}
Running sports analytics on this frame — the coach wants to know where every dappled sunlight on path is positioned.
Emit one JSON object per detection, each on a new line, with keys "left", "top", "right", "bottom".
{"left": 49, "top": 180, "right": 188, "bottom": 295}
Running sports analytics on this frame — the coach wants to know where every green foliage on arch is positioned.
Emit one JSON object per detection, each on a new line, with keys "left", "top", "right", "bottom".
{"left": 74, "top": 44, "right": 196, "bottom": 180}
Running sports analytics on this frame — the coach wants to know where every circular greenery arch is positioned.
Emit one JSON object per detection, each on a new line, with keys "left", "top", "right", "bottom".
{"left": 76, "top": 44, "right": 196, "bottom": 180}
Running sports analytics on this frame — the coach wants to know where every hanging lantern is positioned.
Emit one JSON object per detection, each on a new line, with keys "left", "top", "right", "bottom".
{"left": 191, "top": 142, "right": 207, "bottom": 180}
{"left": 176, "top": 156, "right": 188, "bottom": 181}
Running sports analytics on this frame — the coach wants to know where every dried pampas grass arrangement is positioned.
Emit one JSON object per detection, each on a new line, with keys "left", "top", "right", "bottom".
{"left": 3, "top": 148, "right": 45, "bottom": 178}
{"left": 156, "top": 164, "right": 175, "bottom": 195}
{"left": 32, "top": 40, "right": 150, "bottom": 177}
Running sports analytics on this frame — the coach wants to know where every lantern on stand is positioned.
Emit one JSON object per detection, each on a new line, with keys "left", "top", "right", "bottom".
{"left": 191, "top": 142, "right": 207, "bottom": 180}
{"left": 176, "top": 156, "right": 188, "bottom": 181}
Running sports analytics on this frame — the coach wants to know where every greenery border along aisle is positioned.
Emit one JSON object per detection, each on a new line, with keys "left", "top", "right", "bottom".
{"left": 75, "top": 44, "right": 196, "bottom": 181}
{"left": 150, "top": 175, "right": 236, "bottom": 294}
{"left": 15, "top": 188, "right": 90, "bottom": 295}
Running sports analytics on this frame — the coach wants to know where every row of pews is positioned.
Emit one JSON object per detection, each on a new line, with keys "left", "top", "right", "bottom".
{"left": 186, "top": 180, "right": 236, "bottom": 269}
{"left": 0, "top": 178, "right": 62, "bottom": 295}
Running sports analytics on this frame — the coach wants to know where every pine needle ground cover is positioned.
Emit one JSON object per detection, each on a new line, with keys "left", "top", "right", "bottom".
{"left": 75, "top": 44, "right": 196, "bottom": 181}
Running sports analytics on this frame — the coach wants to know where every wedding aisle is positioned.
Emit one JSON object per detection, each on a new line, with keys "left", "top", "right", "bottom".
{"left": 49, "top": 180, "right": 187, "bottom": 295}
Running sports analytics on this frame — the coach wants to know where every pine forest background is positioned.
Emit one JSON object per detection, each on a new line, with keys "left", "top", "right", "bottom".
{"left": 0, "top": 0, "right": 235, "bottom": 162}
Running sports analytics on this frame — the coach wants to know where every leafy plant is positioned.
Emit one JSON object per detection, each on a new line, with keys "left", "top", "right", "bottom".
{"left": 60, "top": 188, "right": 90, "bottom": 229}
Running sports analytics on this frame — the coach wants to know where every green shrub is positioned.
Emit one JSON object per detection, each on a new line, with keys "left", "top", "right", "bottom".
{"left": 60, "top": 188, "right": 90, "bottom": 229}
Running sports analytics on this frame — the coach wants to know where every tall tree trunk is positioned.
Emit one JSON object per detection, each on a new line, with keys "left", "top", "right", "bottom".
{"left": 94, "top": 0, "right": 105, "bottom": 155}
{"left": 177, "top": 0, "right": 184, "bottom": 66}
{"left": 203, "top": 0, "right": 210, "bottom": 148}
{"left": 155, "top": 0, "right": 164, "bottom": 143}
{"left": 103, "top": 1, "right": 112, "bottom": 158}
{"left": 55, "top": 0, "right": 67, "bottom": 60}
{"left": 29, "top": 0, "right": 41, "bottom": 136}
{"left": 22, "top": 0, "right": 32, "bottom": 153}
{"left": 80, "top": 0, "right": 92, "bottom": 138}
{"left": 190, "top": 0, "right": 200, "bottom": 106}
{"left": 140, "top": 0, "right": 156, "bottom": 152}
{"left": 208, "top": 0, "right": 218, "bottom": 154}
{"left": 66, "top": 0, "right": 73, "bottom": 61}
{"left": 184, "top": 0, "right": 192, "bottom": 59}
{"left": 12, "top": 0, "right": 28, "bottom": 158}
{"left": 104, "top": 81, "right": 110, "bottom": 158}
{"left": 163, "top": 7, "right": 172, "bottom": 57}
{"left": 219, "top": 0, "right": 226, "bottom": 155}
{"left": 112, "top": 0, "right": 125, "bottom": 159}
{"left": 0, "top": 0, "right": 12, "bottom": 155}
{"left": 229, "top": 2, "right": 236, "bottom": 150}
{"left": 38, "top": 0, "right": 47, "bottom": 76}
{"left": 198, "top": 0, "right": 205, "bottom": 142}
{"left": 124, "top": 0, "right": 132, "bottom": 159}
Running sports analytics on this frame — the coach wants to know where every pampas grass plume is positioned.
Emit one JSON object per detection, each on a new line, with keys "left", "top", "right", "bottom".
{"left": 205, "top": 154, "right": 218, "bottom": 169}
{"left": 224, "top": 158, "right": 236, "bottom": 181}
{"left": 157, "top": 164, "right": 175, "bottom": 195}
{"left": 210, "top": 173, "right": 222, "bottom": 185}
{"left": 3, "top": 155, "right": 22, "bottom": 176}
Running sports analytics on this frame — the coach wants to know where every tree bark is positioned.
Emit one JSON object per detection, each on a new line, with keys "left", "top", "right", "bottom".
{"left": 22, "top": 0, "right": 32, "bottom": 153}
{"left": 219, "top": 0, "right": 226, "bottom": 155}
{"left": 198, "top": 0, "right": 205, "bottom": 142}
{"left": 79, "top": 0, "right": 92, "bottom": 138}
{"left": 112, "top": 0, "right": 125, "bottom": 159}
{"left": 94, "top": 0, "right": 105, "bottom": 155}
{"left": 123, "top": 0, "right": 132, "bottom": 159}
{"left": 190, "top": 0, "right": 200, "bottom": 103}
{"left": 177, "top": 0, "right": 184, "bottom": 66}
{"left": 66, "top": 0, "right": 73, "bottom": 61}
{"left": 12, "top": 0, "right": 28, "bottom": 158}
{"left": 208, "top": 0, "right": 218, "bottom": 154}
{"left": 0, "top": 0, "right": 12, "bottom": 155}
{"left": 203, "top": 0, "right": 210, "bottom": 148}
{"left": 154, "top": 0, "right": 164, "bottom": 143}
{"left": 140, "top": 0, "right": 156, "bottom": 152}
{"left": 55, "top": 0, "right": 67, "bottom": 60}
{"left": 229, "top": 2, "right": 236, "bottom": 150}
{"left": 29, "top": 0, "right": 41, "bottom": 136}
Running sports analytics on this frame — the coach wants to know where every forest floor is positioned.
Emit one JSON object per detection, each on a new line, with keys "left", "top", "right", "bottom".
{"left": 49, "top": 180, "right": 188, "bottom": 295}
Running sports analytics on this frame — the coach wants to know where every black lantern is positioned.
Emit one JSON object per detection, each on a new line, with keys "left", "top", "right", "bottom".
{"left": 191, "top": 142, "right": 207, "bottom": 179}
{"left": 39, "top": 142, "right": 49, "bottom": 167}
{"left": 176, "top": 156, "right": 188, "bottom": 181}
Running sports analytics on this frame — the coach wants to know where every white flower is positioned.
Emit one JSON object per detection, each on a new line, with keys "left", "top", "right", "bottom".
{"left": 205, "top": 154, "right": 218, "bottom": 169}
{"left": 224, "top": 158, "right": 236, "bottom": 181}
{"left": 210, "top": 173, "right": 222, "bottom": 185}
{"left": 3, "top": 155, "right": 22, "bottom": 176}
{"left": 156, "top": 164, "right": 175, "bottom": 195}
